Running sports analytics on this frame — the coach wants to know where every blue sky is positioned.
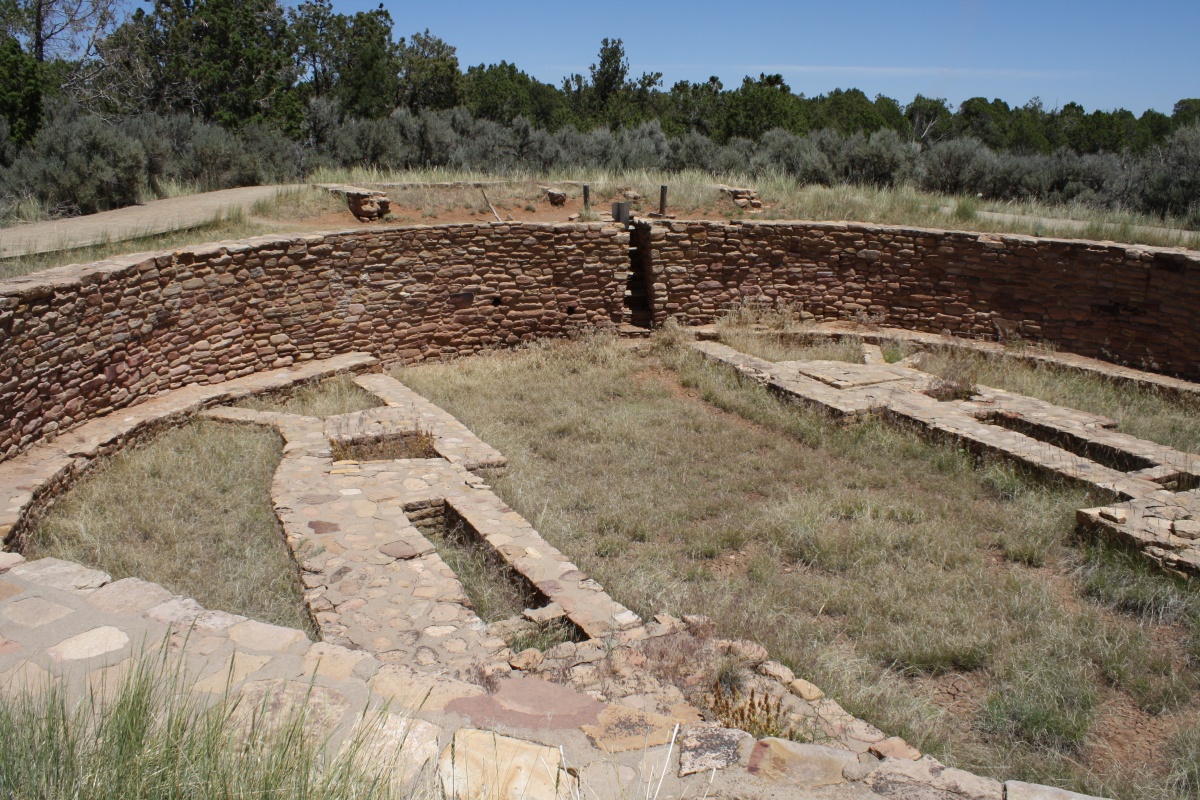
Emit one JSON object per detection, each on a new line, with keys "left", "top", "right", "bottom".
{"left": 326, "top": 0, "right": 1199, "bottom": 115}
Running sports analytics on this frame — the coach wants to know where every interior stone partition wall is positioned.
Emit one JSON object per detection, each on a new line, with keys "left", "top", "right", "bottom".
{"left": 642, "top": 220, "right": 1200, "bottom": 379}
{"left": 2, "top": 217, "right": 1198, "bottom": 463}
{"left": 0, "top": 223, "right": 629, "bottom": 461}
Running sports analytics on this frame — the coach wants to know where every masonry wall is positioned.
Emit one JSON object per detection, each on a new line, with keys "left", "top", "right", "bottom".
{"left": 646, "top": 220, "right": 1200, "bottom": 378}
{"left": 3, "top": 218, "right": 1198, "bottom": 464}
{"left": 0, "top": 222, "right": 629, "bottom": 460}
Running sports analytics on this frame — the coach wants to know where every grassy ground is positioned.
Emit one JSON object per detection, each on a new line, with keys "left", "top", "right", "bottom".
{"left": 237, "top": 374, "right": 383, "bottom": 418}
{"left": 398, "top": 333, "right": 1200, "bottom": 800}
{"left": 716, "top": 329, "right": 866, "bottom": 364}
{"left": 4, "top": 172, "right": 1196, "bottom": 281}
{"left": 0, "top": 651, "right": 406, "bottom": 800}
{"left": 27, "top": 420, "right": 313, "bottom": 632}
{"left": 313, "top": 166, "right": 1200, "bottom": 250}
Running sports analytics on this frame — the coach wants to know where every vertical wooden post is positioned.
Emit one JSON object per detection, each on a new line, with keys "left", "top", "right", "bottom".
{"left": 659, "top": 185, "right": 668, "bottom": 216}
{"left": 583, "top": 184, "right": 590, "bottom": 208}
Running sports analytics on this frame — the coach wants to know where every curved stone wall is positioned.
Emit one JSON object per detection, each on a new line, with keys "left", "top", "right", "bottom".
{"left": 2, "top": 218, "right": 1197, "bottom": 462}
{"left": 644, "top": 220, "right": 1200, "bottom": 379}
{"left": 0, "top": 223, "right": 629, "bottom": 460}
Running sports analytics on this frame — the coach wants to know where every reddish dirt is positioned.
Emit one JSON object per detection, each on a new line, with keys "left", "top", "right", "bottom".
{"left": 278, "top": 192, "right": 752, "bottom": 232}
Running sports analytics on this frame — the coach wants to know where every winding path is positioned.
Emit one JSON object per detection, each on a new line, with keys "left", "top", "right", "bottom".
{"left": 0, "top": 184, "right": 304, "bottom": 258}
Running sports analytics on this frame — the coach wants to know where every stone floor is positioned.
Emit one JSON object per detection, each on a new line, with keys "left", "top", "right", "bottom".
{"left": 693, "top": 335, "right": 1200, "bottom": 580}
{"left": 0, "top": 353, "right": 1115, "bottom": 799}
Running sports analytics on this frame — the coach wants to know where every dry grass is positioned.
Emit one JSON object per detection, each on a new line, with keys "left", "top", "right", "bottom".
{"left": 310, "top": 167, "right": 1200, "bottom": 249}
{"left": 27, "top": 420, "right": 313, "bottom": 633}
{"left": 399, "top": 333, "right": 1200, "bottom": 800}
{"left": 427, "top": 516, "right": 532, "bottom": 623}
{"left": 237, "top": 375, "right": 383, "bottom": 419}
{"left": 915, "top": 347, "right": 1200, "bottom": 455}
{"left": 716, "top": 329, "right": 865, "bottom": 364}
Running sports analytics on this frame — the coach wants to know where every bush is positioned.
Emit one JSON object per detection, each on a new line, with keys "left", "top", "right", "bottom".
{"left": 6, "top": 102, "right": 148, "bottom": 214}
{"left": 333, "top": 117, "right": 406, "bottom": 169}
{"left": 1138, "top": 123, "right": 1200, "bottom": 221}
{"left": 918, "top": 136, "right": 992, "bottom": 195}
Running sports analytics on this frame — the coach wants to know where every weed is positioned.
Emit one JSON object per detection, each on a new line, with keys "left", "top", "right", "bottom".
{"left": 331, "top": 428, "right": 438, "bottom": 461}
{"left": 704, "top": 682, "right": 810, "bottom": 741}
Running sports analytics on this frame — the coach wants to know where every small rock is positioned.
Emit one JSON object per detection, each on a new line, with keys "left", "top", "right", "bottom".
{"left": 509, "top": 648, "right": 544, "bottom": 671}
{"left": 789, "top": 678, "right": 825, "bottom": 701}
{"left": 524, "top": 602, "right": 565, "bottom": 625}
{"left": 1099, "top": 507, "right": 1127, "bottom": 524}
{"left": 346, "top": 191, "right": 390, "bottom": 222}
{"left": 379, "top": 540, "right": 425, "bottom": 560}
{"left": 758, "top": 660, "right": 796, "bottom": 684}
{"left": 869, "top": 736, "right": 921, "bottom": 761}
{"left": 623, "top": 190, "right": 642, "bottom": 201}
{"left": 678, "top": 723, "right": 753, "bottom": 776}
{"left": 866, "top": 755, "right": 1002, "bottom": 800}
{"left": 0, "top": 552, "right": 26, "bottom": 572}
{"left": 1172, "top": 519, "right": 1200, "bottom": 540}
{"left": 716, "top": 639, "right": 768, "bottom": 666}
{"left": 1004, "top": 779, "right": 1113, "bottom": 800}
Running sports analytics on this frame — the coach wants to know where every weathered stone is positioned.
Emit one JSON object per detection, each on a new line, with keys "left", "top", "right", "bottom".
{"left": 758, "top": 660, "right": 796, "bottom": 684}
{"left": 88, "top": 578, "right": 173, "bottom": 614}
{"left": 870, "top": 736, "right": 921, "bottom": 761}
{"left": 747, "top": 740, "right": 857, "bottom": 787}
{"left": 866, "top": 755, "right": 1003, "bottom": 800}
{"left": 789, "top": 677, "right": 825, "bottom": 700}
{"left": 348, "top": 714, "right": 442, "bottom": 788}
{"left": 47, "top": 626, "right": 129, "bottom": 662}
{"left": 438, "top": 728, "right": 575, "bottom": 800}
{"left": 1004, "top": 780, "right": 1112, "bottom": 800}
{"left": 446, "top": 676, "right": 604, "bottom": 730}
{"left": 523, "top": 602, "right": 565, "bottom": 624}
{"left": 678, "top": 722, "right": 753, "bottom": 776}
{"left": 372, "top": 663, "right": 485, "bottom": 711}
{"left": 235, "top": 680, "right": 350, "bottom": 736}
{"left": 2, "top": 596, "right": 72, "bottom": 627}
{"left": 509, "top": 648, "right": 544, "bottom": 671}
{"left": 581, "top": 705, "right": 678, "bottom": 752}
{"left": 227, "top": 620, "right": 308, "bottom": 651}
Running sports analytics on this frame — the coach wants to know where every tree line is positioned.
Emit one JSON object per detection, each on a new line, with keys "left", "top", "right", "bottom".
{"left": 1, "top": 0, "right": 1198, "bottom": 223}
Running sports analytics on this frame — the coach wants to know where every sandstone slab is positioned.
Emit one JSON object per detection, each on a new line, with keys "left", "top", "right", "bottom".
{"left": 47, "top": 626, "right": 129, "bottom": 662}
{"left": 3, "top": 596, "right": 73, "bottom": 627}
{"left": 445, "top": 676, "right": 604, "bottom": 731}
{"left": 438, "top": 728, "right": 575, "bottom": 800}
{"left": 747, "top": 739, "right": 856, "bottom": 788}
{"left": 678, "top": 722, "right": 753, "bottom": 776}
{"left": 581, "top": 704, "right": 678, "bottom": 753}
{"left": 88, "top": 578, "right": 173, "bottom": 614}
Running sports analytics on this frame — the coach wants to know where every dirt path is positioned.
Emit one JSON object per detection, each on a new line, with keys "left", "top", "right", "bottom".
{"left": 939, "top": 205, "right": 1194, "bottom": 244}
{"left": 0, "top": 185, "right": 304, "bottom": 258}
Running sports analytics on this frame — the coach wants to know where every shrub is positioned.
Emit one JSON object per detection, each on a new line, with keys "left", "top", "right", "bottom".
{"left": 334, "top": 117, "right": 406, "bottom": 169}
{"left": 1138, "top": 122, "right": 1200, "bottom": 220}
{"left": 7, "top": 102, "right": 148, "bottom": 214}
{"left": 918, "top": 136, "right": 992, "bottom": 195}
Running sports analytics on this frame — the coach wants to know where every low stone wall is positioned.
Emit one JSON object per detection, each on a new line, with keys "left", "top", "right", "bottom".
{"left": 3, "top": 217, "right": 1198, "bottom": 463}
{"left": 0, "top": 223, "right": 628, "bottom": 460}
{"left": 644, "top": 220, "right": 1200, "bottom": 379}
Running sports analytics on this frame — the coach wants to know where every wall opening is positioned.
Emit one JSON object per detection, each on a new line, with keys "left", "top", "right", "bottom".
{"left": 624, "top": 222, "right": 654, "bottom": 328}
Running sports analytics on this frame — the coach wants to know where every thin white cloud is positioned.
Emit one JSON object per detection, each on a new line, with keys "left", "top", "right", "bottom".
{"left": 744, "top": 65, "right": 1094, "bottom": 79}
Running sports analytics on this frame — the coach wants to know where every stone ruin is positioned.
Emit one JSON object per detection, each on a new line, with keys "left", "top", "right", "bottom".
{"left": 0, "top": 214, "right": 1198, "bottom": 799}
